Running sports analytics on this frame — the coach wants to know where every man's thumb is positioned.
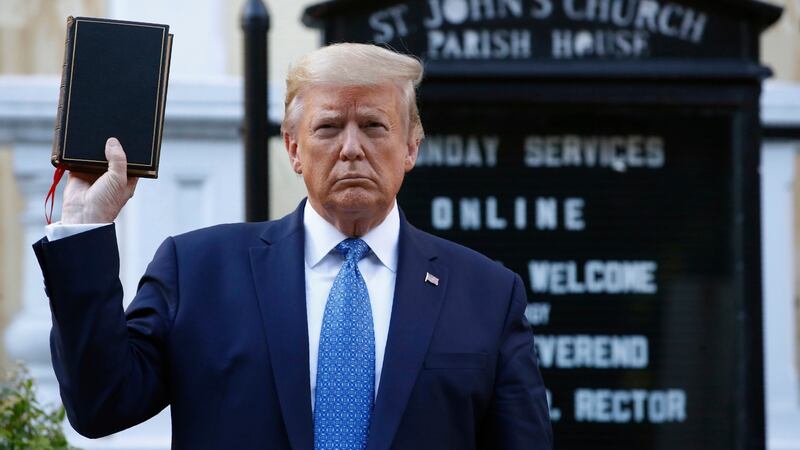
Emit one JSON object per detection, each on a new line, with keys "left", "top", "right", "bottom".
{"left": 105, "top": 137, "right": 128, "bottom": 176}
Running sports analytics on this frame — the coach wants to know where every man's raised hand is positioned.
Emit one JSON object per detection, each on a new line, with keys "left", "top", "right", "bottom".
{"left": 60, "top": 137, "right": 139, "bottom": 225}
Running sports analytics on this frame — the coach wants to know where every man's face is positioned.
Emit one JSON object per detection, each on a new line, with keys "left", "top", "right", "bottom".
{"left": 285, "top": 83, "right": 419, "bottom": 227}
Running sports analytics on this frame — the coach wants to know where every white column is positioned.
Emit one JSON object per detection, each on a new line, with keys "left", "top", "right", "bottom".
{"left": 762, "top": 142, "right": 800, "bottom": 450}
{"left": 5, "top": 149, "right": 62, "bottom": 408}
{"left": 762, "top": 80, "right": 800, "bottom": 450}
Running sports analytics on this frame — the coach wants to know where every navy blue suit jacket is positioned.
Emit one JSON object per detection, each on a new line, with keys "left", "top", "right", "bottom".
{"left": 33, "top": 201, "right": 552, "bottom": 449}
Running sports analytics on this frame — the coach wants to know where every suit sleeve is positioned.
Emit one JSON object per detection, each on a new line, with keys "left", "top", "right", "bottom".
{"left": 32, "top": 224, "right": 178, "bottom": 438}
{"left": 480, "top": 273, "right": 553, "bottom": 450}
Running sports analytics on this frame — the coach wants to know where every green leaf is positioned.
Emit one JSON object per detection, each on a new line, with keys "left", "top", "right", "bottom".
{"left": 0, "top": 363, "right": 81, "bottom": 450}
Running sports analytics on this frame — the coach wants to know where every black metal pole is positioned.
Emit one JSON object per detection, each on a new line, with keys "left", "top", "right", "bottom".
{"left": 241, "top": 0, "right": 270, "bottom": 222}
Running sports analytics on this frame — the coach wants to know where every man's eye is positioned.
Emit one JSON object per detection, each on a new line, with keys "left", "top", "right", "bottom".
{"left": 367, "top": 122, "right": 386, "bottom": 129}
{"left": 314, "top": 123, "right": 337, "bottom": 133}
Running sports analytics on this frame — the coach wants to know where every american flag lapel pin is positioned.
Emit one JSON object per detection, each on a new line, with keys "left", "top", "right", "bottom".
{"left": 424, "top": 272, "right": 439, "bottom": 286}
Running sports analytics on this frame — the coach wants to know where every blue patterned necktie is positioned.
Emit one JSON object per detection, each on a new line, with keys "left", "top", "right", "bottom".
{"left": 314, "top": 238, "right": 375, "bottom": 450}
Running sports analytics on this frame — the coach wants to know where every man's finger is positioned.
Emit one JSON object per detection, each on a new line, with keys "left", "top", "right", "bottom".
{"left": 105, "top": 137, "right": 128, "bottom": 176}
{"left": 68, "top": 171, "right": 101, "bottom": 184}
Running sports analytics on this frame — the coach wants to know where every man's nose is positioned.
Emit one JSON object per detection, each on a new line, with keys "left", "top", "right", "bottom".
{"left": 340, "top": 123, "right": 365, "bottom": 161}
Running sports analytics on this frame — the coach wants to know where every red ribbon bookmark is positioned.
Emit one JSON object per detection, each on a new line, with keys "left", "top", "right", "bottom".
{"left": 44, "top": 165, "right": 66, "bottom": 225}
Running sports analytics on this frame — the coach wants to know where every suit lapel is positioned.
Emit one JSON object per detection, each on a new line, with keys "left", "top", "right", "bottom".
{"left": 367, "top": 216, "right": 448, "bottom": 450}
{"left": 249, "top": 203, "right": 314, "bottom": 450}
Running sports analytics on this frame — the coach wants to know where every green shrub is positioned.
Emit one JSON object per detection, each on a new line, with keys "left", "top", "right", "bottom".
{"left": 0, "top": 364, "right": 77, "bottom": 450}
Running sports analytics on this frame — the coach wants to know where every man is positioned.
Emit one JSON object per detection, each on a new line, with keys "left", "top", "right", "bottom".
{"left": 34, "top": 43, "right": 552, "bottom": 449}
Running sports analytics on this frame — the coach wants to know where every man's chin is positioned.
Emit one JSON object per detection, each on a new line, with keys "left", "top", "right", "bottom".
{"left": 325, "top": 191, "right": 386, "bottom": 216}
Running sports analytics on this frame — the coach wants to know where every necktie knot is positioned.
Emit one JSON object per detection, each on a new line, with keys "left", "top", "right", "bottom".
{"left": 336, "top": 238, "right": 370, "bottom": 263}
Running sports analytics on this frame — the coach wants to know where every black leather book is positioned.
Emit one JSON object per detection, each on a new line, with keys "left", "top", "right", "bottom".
{"left": 52, "top": 16, "right": 173, "bottom": 178}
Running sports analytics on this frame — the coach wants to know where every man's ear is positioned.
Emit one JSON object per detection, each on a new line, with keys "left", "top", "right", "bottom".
{"left": 283, "top": 132, "right": 303, "bottom": 174}
{"left": 404, "top": 135, "right": 421, "bottom": 172}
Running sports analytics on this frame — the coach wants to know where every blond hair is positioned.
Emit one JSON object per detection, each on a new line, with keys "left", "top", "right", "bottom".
{"left": 281, "top": 43, "right": 424, "bottom": 141}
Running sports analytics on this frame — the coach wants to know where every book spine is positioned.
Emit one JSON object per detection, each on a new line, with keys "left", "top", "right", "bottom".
{"left": 151, "top": 33, "right": 174, "bottom": 179}
{"left": 52, "top": 16, "right": 75, "bottom": 167}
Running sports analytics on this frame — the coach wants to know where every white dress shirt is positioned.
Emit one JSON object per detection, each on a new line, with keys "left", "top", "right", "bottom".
{"left": 46, "top": 222, "right": 107, "bottom": 241}
{"left": 45, "top": 201, "right": 400, "bottom": 411}
{"left": 303, "top": 201, "right": 398, "bottom": 410}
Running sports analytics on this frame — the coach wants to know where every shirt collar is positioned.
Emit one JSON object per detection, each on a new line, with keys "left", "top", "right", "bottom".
{"left": 303, "top": 200, "right": 399, "bottom": 272}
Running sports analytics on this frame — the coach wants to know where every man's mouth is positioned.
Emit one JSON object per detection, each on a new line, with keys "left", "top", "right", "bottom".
{"left": 336, "top": 175, "right": 372, "bottom": 183}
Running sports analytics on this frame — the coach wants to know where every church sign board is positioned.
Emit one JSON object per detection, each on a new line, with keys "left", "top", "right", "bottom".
{"left": 303, "top": 1, "right": 782, "bottom": 448}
